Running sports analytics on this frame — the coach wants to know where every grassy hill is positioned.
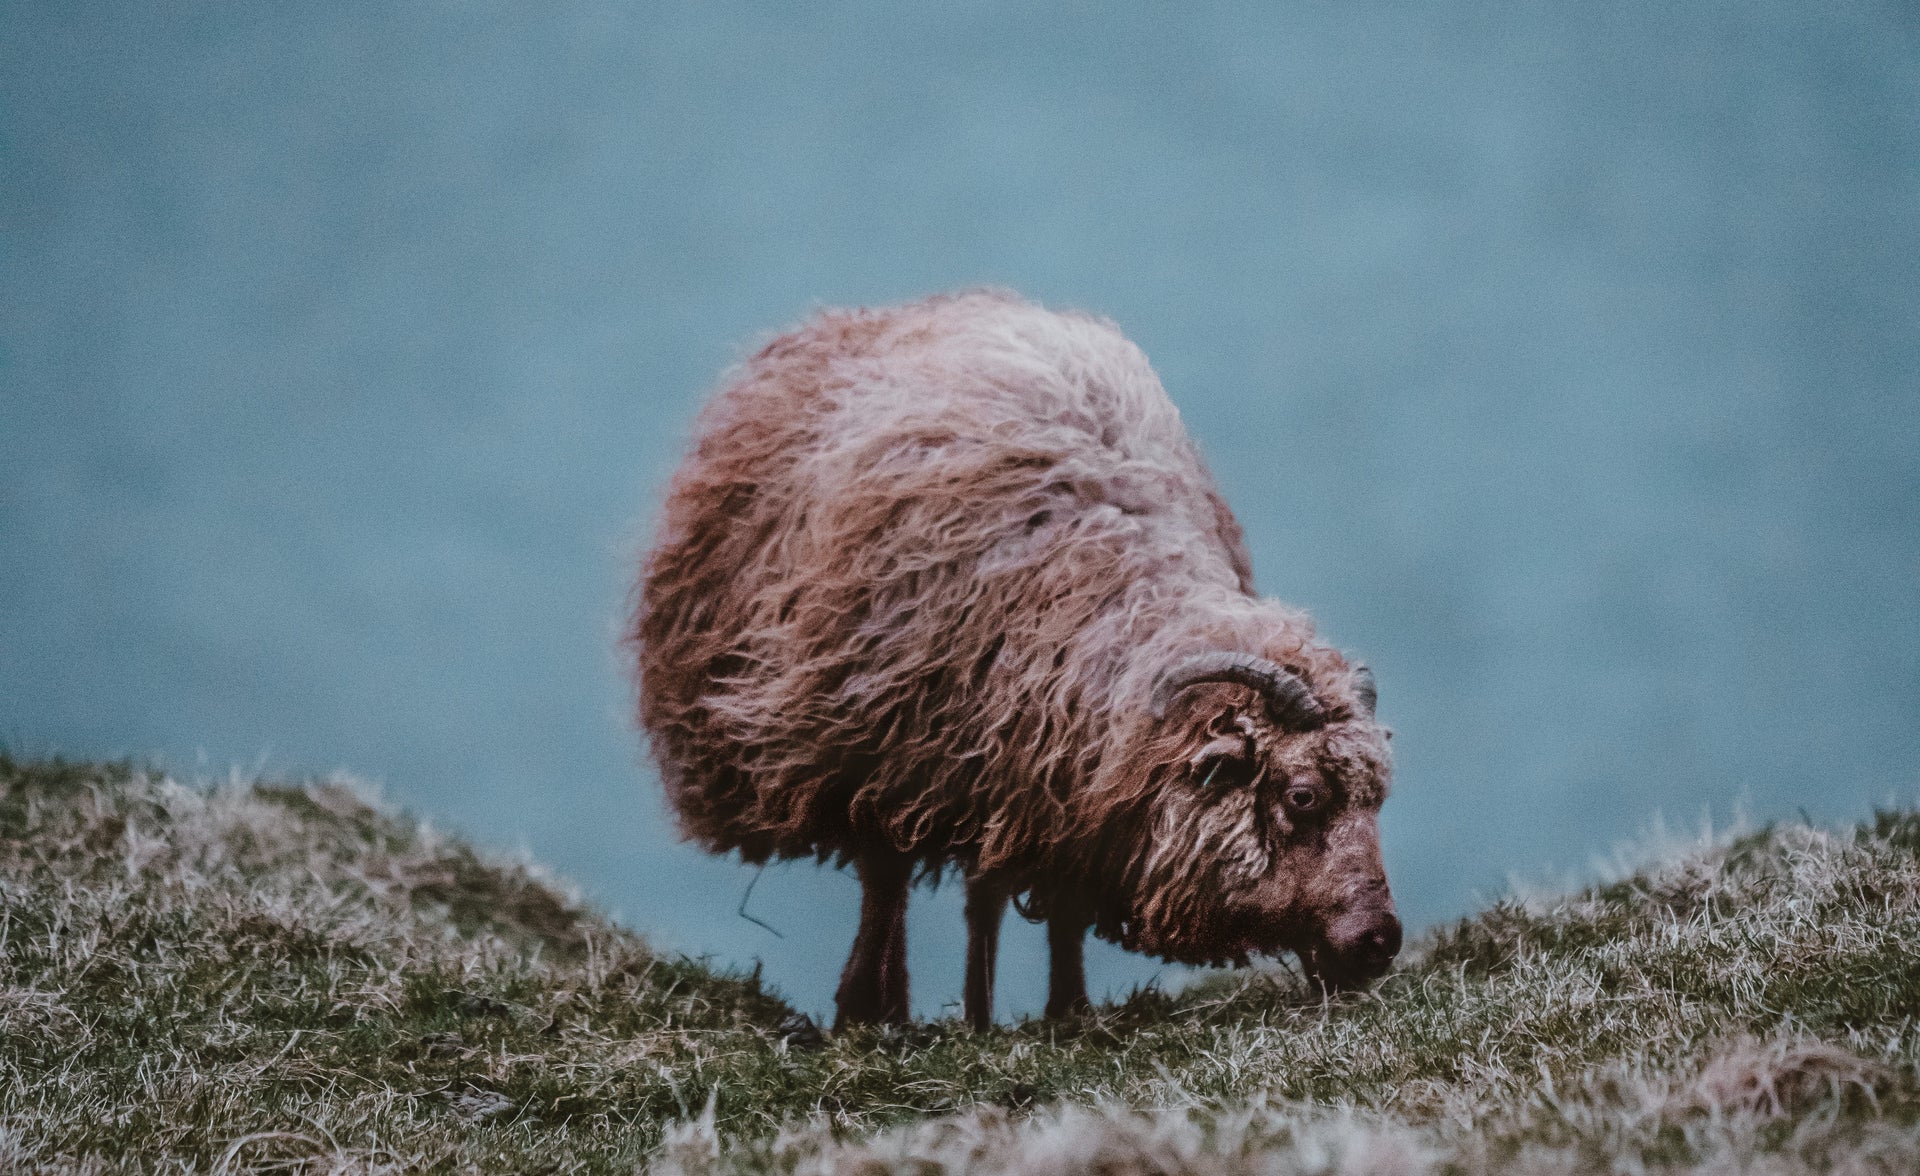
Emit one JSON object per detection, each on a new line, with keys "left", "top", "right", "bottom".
{"left": 2, "top": 754, "right": 1916, "bottom": 1173}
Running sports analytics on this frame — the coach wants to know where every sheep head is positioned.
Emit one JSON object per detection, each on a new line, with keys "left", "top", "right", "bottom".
{"left": 1092, "top": 650, "right": 1399, "bottom": 991}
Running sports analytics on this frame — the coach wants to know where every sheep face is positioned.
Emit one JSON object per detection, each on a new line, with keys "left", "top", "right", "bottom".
{"left": 1112, "top": 684, "right": 1398, "bottom": 989}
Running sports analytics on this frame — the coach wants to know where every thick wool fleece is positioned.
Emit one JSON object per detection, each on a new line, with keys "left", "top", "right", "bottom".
{"left": 632, "top": 290, "right": 1386, "bottom": 960}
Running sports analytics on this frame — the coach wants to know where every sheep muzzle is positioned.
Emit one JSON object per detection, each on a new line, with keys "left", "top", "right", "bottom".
{"left": 1297, "top": 905, "right": 1402, "bottom": 991}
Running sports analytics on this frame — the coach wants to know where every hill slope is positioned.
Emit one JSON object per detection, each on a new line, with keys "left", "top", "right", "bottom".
{"left": 2, "top": 755, "right": 1916, "bottom": 1173}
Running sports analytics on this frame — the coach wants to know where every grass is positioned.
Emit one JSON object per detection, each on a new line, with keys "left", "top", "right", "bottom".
{"left": 2, "top": 753, "right": 1916, "bottom": 1173}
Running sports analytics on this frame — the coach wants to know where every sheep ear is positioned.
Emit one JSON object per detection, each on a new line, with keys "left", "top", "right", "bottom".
{"left": 1189, "top": 743, "right": 1256, "bottom": 791}
{"left": 1206, "top": 708, "right": 1246, "bottom": 736}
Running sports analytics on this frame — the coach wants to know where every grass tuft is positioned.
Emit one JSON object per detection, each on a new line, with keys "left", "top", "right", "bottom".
{"left": 2, "top": 753, "right": 1916, "bottom": 1172}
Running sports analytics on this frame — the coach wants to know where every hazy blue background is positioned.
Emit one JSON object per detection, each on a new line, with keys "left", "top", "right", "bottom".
{"left": 4, "top": 2, "right": 1916, "bottom": 1020}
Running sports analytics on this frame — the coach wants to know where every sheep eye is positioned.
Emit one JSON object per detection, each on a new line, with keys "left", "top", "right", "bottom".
{"left": 1281, "top": 781, "right": 1328, "bottom": 815}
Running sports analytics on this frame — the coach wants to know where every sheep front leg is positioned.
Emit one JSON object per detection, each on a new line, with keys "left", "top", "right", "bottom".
{"left": 1045, "top": 910, "right": 1090, "bottom": 1019}
{"left": 834, "top": 853, "right": 911, "bottom": 1030}
{"left": 962, "top": 876, "right": 1005, "bottom": 1031}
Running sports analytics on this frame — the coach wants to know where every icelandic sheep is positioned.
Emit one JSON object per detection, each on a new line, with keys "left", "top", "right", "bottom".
{"left": 632, "top": 290, "right": 1398, "bottom": 1030}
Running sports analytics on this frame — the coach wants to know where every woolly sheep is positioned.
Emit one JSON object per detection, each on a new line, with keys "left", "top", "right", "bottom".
{"left": 632, "top": 290, "right": 1398, "bottom": 1029}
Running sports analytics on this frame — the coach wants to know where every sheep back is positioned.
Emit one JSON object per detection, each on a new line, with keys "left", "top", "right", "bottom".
{"left": 632, "top": 290, "right": 1257, "bottom": 873}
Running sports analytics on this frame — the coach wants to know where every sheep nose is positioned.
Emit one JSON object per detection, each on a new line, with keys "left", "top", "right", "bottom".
{"left": 1331, "top": 910, "right": 1402, "bottom": 970}
{"left": 1360, "top": 914, "right": 1402, "bottom": 965}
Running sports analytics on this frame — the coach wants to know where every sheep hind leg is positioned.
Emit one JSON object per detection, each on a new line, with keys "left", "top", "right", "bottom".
{"left": 1045, "top": 910, "right": 1091, "bottom": 1019}
{"left": 962, "top": 877, "right": 1005, "bottom": 1031}
{"left": 834, "top": 853, "right": 912, "bottom": 1031}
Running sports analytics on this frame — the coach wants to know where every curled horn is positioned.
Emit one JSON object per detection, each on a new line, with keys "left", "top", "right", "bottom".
{"left": 1352, "top": 664, "right": 1377, "bottom": 716}
{"left": 1150, "top": 652, "right": 1327, "bottom": 731}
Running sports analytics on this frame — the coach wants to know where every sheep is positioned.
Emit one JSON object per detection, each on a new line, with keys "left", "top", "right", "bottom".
{"left": 631, "top": 290, "right": 1398, "bottom": 1030}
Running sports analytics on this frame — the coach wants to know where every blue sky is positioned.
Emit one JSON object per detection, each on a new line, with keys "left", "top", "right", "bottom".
{"left": 3, "top": 1, "right": 1916, "bottom": 1019}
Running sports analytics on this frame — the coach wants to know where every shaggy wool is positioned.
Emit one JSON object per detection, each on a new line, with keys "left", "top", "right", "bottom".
{"left": 632, "top": 290, "right": 1389, "bottom": 963}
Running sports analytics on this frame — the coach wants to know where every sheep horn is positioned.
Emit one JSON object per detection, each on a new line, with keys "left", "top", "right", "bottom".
{"left": 1352, "top": 665, "right": 1377, "bottom": 716}
{"left": 1150, "top": 652, "right": 1327, "bottom": 731}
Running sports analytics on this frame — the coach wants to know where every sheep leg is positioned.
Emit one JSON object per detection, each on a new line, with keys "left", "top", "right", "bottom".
{"left": 834, "top": 853, "right": 912, "bottom": 1030}
{"left": 962, "top": 877, "right": 1006, "bottom": 1031}
{"left": 1044, "top": 910, "right": 1091, "bottom": 1019}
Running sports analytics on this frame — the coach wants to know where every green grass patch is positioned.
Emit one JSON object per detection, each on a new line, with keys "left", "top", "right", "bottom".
{"left": 2, "top": 753, "right": 1916, "bottom": 1172}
